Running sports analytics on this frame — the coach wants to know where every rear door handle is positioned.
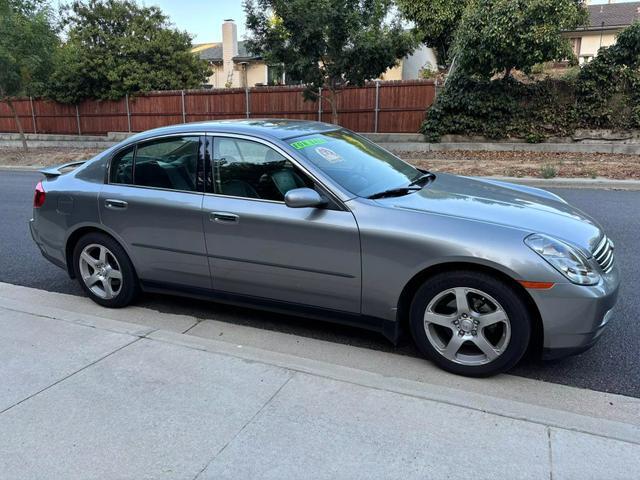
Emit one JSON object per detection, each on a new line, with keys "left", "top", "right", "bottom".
{"left": 105, "top": 199, "right": 128, "bottom": 210}
{"left": 210, "top": 212, "right": 239, "bottom": 223}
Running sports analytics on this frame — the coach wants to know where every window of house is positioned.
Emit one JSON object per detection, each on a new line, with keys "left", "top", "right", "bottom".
{"left": 570, "top": 37, "right": 582, "bottom": 56}
{"left": 133, "top": 136, "right": 200, "bottom": 192}
{"left": 267, "top": 65, "right": 285, "bottom": 86}
{"left": 212, "top": 137, "right": 313, "bottom": 201}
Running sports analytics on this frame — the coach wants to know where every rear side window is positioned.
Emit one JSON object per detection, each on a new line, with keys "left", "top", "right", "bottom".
{"left": 134, "top": 136, "right": 200, "bottom": 192}
{"left": 110, "top": 146, "right": 135, "bottom": 184}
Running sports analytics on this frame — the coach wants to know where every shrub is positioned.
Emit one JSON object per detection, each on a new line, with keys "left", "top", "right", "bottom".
{"left": 421, "top": 22, "right": 640, "bottom": 142}
{"left": 540, "top": 164, "right": 557, "bottom": 179}
{"left": 421, "top": 74, "right": 576, "bottom": 141}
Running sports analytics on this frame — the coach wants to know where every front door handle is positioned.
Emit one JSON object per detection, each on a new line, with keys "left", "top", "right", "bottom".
{"left": 105, "top": 199, "right": 128, "bottom": 210}
{"left": 210, "top": 212, "right": 239, "bottom": 223}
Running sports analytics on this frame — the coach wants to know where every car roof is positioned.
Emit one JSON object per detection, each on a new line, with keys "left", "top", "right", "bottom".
{"left": 123, "top": 119, "right": 341, "bottom": 144}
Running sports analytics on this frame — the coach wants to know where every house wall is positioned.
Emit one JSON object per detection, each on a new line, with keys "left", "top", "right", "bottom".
{"left": 578, "top": 32, "right": 618, "bottom": 62}
{"left": 402, "top": 45, "right": 438, "bottom": 78}
{"left": 379, "top": 45, "right": 437, "bottom": 81}
{"left": 245, "top": 62, "right": 268, "bottom": 86}
{"left": 205, "top": 64, "right": 224, "bottom": 88}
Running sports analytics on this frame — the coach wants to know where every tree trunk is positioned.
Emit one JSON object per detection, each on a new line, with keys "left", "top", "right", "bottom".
{"left": 327, "top": 88, "right": 339, "bottom": 125}
{"left": 6, "top": 98, "right": 28, "bottom": 153}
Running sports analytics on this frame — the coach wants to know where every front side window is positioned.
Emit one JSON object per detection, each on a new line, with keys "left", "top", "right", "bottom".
{"left": 213, "top": 137, "right": 313, "bottom": 201}
{"left": 287, "top": 130, "right": 421, "bottom": 198}
{"left": 134, "top": 136, "right": 200, "bottom": 191}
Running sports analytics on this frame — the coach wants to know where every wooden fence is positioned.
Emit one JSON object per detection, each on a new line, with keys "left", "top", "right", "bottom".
{"left": 0, "top": 80, "right": 436, "bottom": 135}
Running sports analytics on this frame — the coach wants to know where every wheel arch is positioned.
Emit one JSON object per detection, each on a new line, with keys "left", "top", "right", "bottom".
{"left": 64, "top": 225, "right": 136, "bottom": 279}
{"left": 396, "top": 261, "right": 544, "bottom": 355}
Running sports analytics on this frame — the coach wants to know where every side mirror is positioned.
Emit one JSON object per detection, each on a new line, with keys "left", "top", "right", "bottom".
{"left": 284, "top": 188, "right": 327, "bottom": 209}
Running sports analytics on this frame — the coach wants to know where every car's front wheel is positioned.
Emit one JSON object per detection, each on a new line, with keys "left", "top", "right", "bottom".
{"left": 73, "top": 232, "right": 138, "bottom": 308}
{"left": 410, "top": 270, "right": 531, "bottom": 377}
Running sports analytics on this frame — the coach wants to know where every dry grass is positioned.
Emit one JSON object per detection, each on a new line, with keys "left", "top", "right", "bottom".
{"left": 0, "top": 148, "right": 103, "bottom": 168}
{"left": 1, "top": 146, "right": 640, "bottom": 180}
{"left": 396, "top": 150, "right": 640, "bottom": 180}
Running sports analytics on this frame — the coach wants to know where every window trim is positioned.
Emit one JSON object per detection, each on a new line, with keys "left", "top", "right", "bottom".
{"left": 106, "top": 132, "right": 207, "bottom": 195}
{"left": 205, "top": 132, "right": 347, "bottom": 211}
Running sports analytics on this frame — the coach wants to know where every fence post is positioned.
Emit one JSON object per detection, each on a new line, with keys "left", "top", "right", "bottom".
{"left": 374, "top": 81, "right": 380, "bottom": 133}
{"left": 29, "top": 96, "right": 37, "bottom": 134}
{"left": 245, "top": 87, "right": 250, "bottom": 119}
{"left": 317, "top": 87, "right": 322, "bottom": 122}
{"left": 125, "top": 94, "right": 132, "bottom": 132}
{"left": 181, "top": 90, "right": 186, "bottom": 123}
{"left": 75, "top": 105, "right": 82, "bottom": 135}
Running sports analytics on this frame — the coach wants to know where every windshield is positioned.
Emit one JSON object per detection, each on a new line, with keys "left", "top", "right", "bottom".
{"left": 287, "top": 130, "right": 421, "bottom": 197}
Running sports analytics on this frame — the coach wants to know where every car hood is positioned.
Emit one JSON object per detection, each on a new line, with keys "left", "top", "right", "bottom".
{"left": 378, "top": 173, "right": 602, "bottom": 253}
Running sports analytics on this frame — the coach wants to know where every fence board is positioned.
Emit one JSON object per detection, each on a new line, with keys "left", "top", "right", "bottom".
{"left": 78, "top": 98, "right": 128, "bottom": 134}
{"left": 0, "top": 99, "right": 36, "bottom": 134}
{"left": 0, "top": 80, "right": 435, "bottom": 136}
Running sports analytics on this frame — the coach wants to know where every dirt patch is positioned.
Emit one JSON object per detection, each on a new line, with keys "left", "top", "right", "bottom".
{"left": 1, "top": 146, "right": 640, "bottom": 180}
{"left": 396, "top": 150, "right": 640, "bottom": 180}
{"left": 0, "top": 148, "right": 103, "bottom": 168}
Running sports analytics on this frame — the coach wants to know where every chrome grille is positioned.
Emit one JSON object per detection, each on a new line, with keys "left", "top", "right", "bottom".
{"left": 592, "top": 235, "right": 615, "bottom": 273}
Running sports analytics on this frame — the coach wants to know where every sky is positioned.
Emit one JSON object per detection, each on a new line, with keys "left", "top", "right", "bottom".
{"left": 61, "top": 0, "right": 637, "bottom": 45}
{"left": 144, "top": 0, "right": 248, "bottom": 43}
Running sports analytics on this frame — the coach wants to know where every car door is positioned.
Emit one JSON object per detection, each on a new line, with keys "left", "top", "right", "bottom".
{"left": 100, "top": 134, "right": 210, "bottom": 290}
{"left": 202, "top": 134, "right": 361, "bottom": 313}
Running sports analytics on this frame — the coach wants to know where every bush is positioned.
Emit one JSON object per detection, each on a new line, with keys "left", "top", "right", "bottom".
{"left": 540, "top": 164, "right": 557, "bottom": 179}
{"left": 421, "top": 22, "right": 640, "bottom": 141}
{"left": 421, "top": 74, "right": 576, "bottom": 142}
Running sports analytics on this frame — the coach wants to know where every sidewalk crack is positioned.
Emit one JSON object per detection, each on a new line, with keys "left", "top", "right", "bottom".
{"left": 547, "top": 427, "right": 554, "bottom": 480}
{"left": 191, "top": 372, "right": 295, "bottom": 480}
{"left": 0, "top": 337, "right": 141, "bottom": 417}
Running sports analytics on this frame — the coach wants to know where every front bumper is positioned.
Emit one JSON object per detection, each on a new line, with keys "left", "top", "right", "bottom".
{"left": 529, "top": 266, "right": 620, "bottom": 360}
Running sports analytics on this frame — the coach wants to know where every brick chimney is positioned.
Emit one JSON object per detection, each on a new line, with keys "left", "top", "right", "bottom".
{"left": 222, "top": 19, "right": 238, "bottom": 87}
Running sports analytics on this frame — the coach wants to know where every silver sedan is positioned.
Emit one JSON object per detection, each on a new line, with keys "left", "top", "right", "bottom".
{"left": 29, "top": 120, "right": 620, "bottom": 376}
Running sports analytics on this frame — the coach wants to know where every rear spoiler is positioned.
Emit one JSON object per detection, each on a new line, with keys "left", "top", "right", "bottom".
{"left": 39, "top": 160, "right": 86, "bottom": 178}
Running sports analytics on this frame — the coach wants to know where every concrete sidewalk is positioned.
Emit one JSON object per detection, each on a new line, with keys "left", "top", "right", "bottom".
{"left": 1, "top": 282, "right": 639, "bottom": 479}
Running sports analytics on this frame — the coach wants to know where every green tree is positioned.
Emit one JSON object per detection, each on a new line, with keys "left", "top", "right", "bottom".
{"left": 244, "top": 0, "right": 416, "bottom": 124}
{"left": 0, "top": 0, "right": 58, "bottom": 151}
{"left": 453, "top": 0, "right": 588, "bottom": 79}
{"left": 395, "top": 0, "right": 468, "bottom": 68}
{"left": 46, "top": 0, "right": 211, "bottom": 103}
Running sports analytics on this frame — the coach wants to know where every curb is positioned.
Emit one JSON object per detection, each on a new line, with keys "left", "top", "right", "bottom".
{"left": 483, "top": 176, "right": 640, "bottom": 191}
{"left": 3, "top": 165, "right": 639, "bottom": 190}
{"left": 383, "top": 141, "right": 640, "bottom": 155}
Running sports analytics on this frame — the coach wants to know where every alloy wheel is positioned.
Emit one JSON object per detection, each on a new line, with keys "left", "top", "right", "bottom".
{"left": 423, "top": 287, "right": 511, "bottom": 366}
{"left": 78, "top": 243, "right": 123, "bottom": 300}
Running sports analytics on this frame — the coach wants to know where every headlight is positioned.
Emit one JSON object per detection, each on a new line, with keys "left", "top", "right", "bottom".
{"left": 525, "top": 233, "right": 600, "bottom": 285}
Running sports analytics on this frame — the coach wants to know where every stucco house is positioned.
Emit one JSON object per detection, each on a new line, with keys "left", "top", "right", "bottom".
{"left": 565, "top": 1, "right": 640, "bottom": 64}
{"left": 192, "top": 19, "right": 436, "bottom": 89}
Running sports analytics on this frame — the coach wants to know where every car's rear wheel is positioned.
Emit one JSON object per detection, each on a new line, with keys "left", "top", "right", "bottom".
{"left": 73, "top": 232, "right": 138, "bottom": 308}
{"left": 409, "top": 270, "right": 531, "bottom": 377}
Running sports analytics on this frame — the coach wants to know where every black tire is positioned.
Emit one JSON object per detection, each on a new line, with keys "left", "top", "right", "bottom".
{"left": 72, "top": 232, "right": 138, "bottom": 308}
{"left": 409, "top": 270, "right": 531, "bottom": 377}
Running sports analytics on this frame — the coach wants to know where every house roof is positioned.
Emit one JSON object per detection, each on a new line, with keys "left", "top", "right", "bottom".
{"left": 191, "top": 41, "right": 259, "bottom": 62}
{"left": 586, "top": 1, "right": 640, "bottom": 29}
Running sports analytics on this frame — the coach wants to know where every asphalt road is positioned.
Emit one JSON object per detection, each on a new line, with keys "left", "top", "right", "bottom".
{"left": 1, "top": 169, "right": 638, "bottom": 397}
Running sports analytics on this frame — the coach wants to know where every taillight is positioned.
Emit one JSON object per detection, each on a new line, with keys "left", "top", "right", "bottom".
{"left": 34, "top": 181, "right": 46, "bottom": 208}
